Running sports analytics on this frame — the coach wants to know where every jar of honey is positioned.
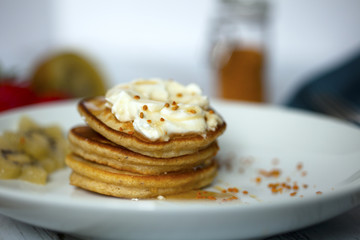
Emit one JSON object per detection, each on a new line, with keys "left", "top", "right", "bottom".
{"left": 210, "top": 0, "right": 268, "bottom": 102}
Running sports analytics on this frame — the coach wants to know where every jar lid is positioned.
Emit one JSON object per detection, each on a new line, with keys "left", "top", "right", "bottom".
{"left": 217, "top": 0, "right": 268, "bottom": 21}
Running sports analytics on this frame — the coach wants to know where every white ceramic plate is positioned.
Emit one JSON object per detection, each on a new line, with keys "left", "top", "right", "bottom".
{"left": 1, "top": 100, "right": 360, "bottom": 240}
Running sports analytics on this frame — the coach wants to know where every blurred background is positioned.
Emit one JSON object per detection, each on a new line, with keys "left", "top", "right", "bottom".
{"left": 1, "top": 0, "right": 360, "bottom": 115}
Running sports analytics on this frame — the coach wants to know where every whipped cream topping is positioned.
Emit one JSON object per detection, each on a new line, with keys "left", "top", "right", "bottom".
{"left": 105, "top": 78, "right": 223, "bottom": 141}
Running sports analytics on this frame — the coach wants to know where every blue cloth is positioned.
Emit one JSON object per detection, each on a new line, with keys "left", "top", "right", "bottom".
{"left": 286, "top": 51, "right": 360, "bottom": 121}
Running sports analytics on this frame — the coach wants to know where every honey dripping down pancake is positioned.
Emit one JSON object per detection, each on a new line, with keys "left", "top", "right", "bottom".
{"left": 78, "top": 97, "right": 226, "bottom": 158}
{"left": 66, "top": 78, "right": 226, "bottom": 198}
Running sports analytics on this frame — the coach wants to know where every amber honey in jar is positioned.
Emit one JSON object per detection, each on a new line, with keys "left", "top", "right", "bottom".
{"left": 210, "top": 0, "right": 268, "bottom": 102}
{"left": 218, "top": 46, "right": 264, "bottom": 101}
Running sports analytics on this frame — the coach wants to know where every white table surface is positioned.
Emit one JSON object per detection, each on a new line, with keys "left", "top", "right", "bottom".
{"left": 1, "top": 205, "right": 360, "bottom": 240}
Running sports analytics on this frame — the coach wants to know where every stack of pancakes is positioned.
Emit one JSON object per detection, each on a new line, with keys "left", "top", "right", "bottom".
{"left": 66, "top": 97, "right": 226, "bottom": 198}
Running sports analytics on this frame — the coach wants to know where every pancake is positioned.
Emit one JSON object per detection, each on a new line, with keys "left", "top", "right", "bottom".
{"left": 78, "top": 97, "right": 226, "bottom": 158}
{"left": 69, "top": 126, "right": 219, "bottom": 175}
{"left": 66, "top": 154, "right": 218, "bottom": 198}
{"left": 67, "top": 79, "right": 226, "bottom": 199}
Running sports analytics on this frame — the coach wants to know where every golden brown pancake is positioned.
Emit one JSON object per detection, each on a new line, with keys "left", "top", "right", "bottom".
{"left": 69, "top": 126, "right": 219, "bottom": 175}
{"left": 78, "top": 97, "right": 226, "bottom": 158}
{"left": 66, "top": 154, "right": 218, "bottom": 198}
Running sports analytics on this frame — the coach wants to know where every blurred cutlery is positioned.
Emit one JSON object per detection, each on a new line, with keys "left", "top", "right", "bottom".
{"left": 312, "top": 93, "right": 360, "bottom": 126}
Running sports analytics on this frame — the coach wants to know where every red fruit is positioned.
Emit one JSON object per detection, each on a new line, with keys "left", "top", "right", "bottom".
{"left": 0, "top": 82, "right": 38, "bottom": 112}
{"left": 34, "top": 91, "right": 70, "bottom": 103}
{"left": 0, "top": 81, "right": 70, "bottom": 112}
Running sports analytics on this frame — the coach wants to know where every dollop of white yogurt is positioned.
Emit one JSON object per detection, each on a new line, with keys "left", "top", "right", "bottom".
{"left": 105, "top": 78, "right": 223, "bottom": 141}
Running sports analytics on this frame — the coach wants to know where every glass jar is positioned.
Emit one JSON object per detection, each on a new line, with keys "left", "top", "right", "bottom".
{"left": 209, "top": 0, "right": 269, "bottom": 102}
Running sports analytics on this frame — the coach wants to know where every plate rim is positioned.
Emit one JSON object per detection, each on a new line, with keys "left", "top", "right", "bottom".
{"left": 1, "top": 100, "right": 360, "bottom": 239}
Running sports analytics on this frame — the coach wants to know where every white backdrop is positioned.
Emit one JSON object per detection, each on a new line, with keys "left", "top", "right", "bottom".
{"left": 1, "top": 0, "right": 360, "bottom": 103}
